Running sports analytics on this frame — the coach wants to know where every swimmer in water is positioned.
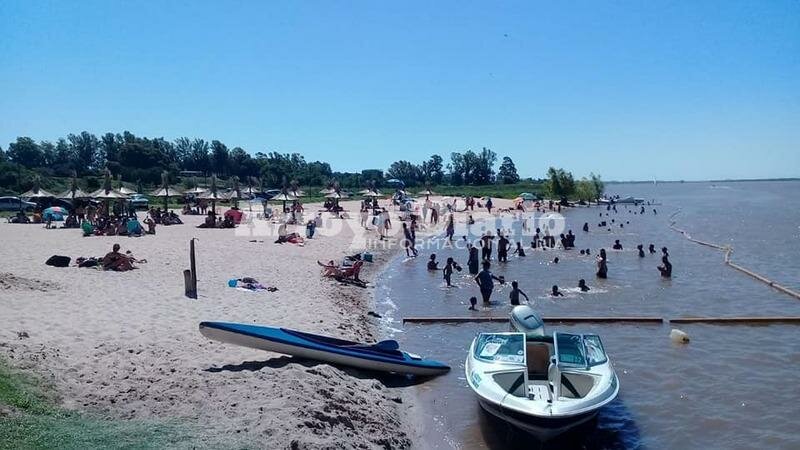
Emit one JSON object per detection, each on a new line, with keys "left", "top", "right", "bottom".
{"left": 578, "top": 279, "right": 590, "bottom": 292}
{"left": 580, "top": 249, "right": 586, "bottom": 255}
{"left": 509, "top": 281, "right": 530, "bottom": 306}
{"left": 637, "top": 244, "right": 645, "bottom": 258}
{"left": 551, "top": 285, "right": 564, "bottom": 297}
{"left": 583, "top": 222, "right": 589, "bottom": 232}
{"left": 513, "top": 241, "right": 526, "bottom": 257}
{"left": 649, "top": 244, "right": 656, "bottom": 254}
{"left": 553, "top": 257, "right": 559, "bottom": 264}
{"left": 427, "top": 254, "right": 439, "bottom": 270}
{"left": 475, "top": 261, "right": 504, "bottom": 304}
{"left": 613, "top": 240, "right": 623, "bottom": 250}
{"left": 662, "top": 246, "right": 669, "bottom": 257}
{"left": 468, "top": 296, "right": 478, "bottom": 311}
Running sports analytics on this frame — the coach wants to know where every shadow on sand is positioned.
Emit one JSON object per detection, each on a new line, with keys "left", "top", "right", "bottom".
{"left": 203, "top": 355, "right": 438, "bottom": 388}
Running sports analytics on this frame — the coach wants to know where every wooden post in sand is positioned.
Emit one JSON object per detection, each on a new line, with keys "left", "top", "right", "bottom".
{"left": 185, "top": 238, "right": 198, "bottom": 299}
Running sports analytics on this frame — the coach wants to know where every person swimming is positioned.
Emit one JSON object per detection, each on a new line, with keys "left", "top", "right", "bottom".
{"left": 509, "top": 280, "right": 530, "bottom": 306}
{"left": 578, "top": 279, "right": 590, "bottom": 292}
{"left": 662, "top": 246, "right": 669, "bottom": 257}
{"left": 613, "top": 240, "right": 623, "bottom": 250}
{"left": 580, "top": 249, "right": 586, "bottom": 255}
{"left": 583, "top": 222, "right": 589, "bottom": 232}
{"left": 649, "top": 244, "right": 656, "bottom": 254}
{"left": 553, "top": 257, "right": 559, "bottom": 264}
{"left": 427, "top": 254, "right": 439, "bottom": 270}
{"left": 551, "top": 285, "right": 564, "bottom": 297}
{"left": 637, "top": 244, "right": 645, "bottom": 258}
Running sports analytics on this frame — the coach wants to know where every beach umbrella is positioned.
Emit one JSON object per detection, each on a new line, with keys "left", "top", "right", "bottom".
{"left": 270, "top": 192, "right": 297, "bottom": 213}
{"left": 151, "top": 171, "right": 183, "bottom": 211}
{"left": 197, "top": 175, "right": 221, "bottom": 216}
{"left": 90, "top": 188, "right": 128, "bottom": 199}
{"left": 319, "top": 188, "right": 335, "bottom": 194}
{"left": 43, "top": 206, "right": 66, "bottom": 221}
{"left": 20, "top": 175, "right": 55, "bottom": 200}
{"left": 57, "top": 188, "right": 90, "bottom": 200}
{"left": 184, "top": 186, "right": 208, "bottom": 195}
{"left": 118, "top": 186, "right": 137, "bottom": 195}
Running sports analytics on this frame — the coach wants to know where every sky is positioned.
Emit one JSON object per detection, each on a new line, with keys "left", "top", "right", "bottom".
{"left": 1, "top": 0, "right": 798, "bottom": 181}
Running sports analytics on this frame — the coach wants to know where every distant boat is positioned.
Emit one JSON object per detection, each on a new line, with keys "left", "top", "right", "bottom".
{"left": 199, "top": 322, "right": 450, "bottom": 376}
{"left": 599, "top": 196, "right": 644, "bottom": 205}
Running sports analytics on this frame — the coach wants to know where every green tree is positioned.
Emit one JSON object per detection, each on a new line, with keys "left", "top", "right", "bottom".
{"left": 575, "top": 178, "right": 597, "bottom": 202}
{"left": 497, "top": 156, "right": 520, "bottom": 184}
{"left": 545, "top": 167, "right": 575, "bottom": 203}
{"left": 387, "top": 160, "right": 422, "bottom": 185}
{"left": 7, "top": 137, "right": 43, "bottom": 168}
{"left": 448, "top": 152, "right": 465, "bottom": 185}
{"left": 211, "top": 140, "right": 229, "bottom": 175}
{"left": 421, "top": 154, "right": 444, "bottom": 184}
{"left": 590, "top": 173, "right": 604, "bottom": 202}
{"left": 67, "top": 131, "right": 100, "bottom": 174}
{"left": 39, "top": 141, "right": 56, "bottom": 167}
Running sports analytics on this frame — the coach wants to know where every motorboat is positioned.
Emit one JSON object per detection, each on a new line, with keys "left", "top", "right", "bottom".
{"left": 465, "top": 306, "right": 619, "bottom": 440}
{"left": 200, "top": 322, "right": 450, "bottom": 376}
{"left": 599, "top": 196, "right": 644, "bottom": 205}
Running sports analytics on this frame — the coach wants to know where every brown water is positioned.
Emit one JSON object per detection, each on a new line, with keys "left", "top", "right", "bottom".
{"left": 374, "top": 181, "right": 800, "bottom": 449}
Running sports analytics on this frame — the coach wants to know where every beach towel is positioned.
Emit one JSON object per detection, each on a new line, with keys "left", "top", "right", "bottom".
{"left": 45, "top": 255, "right": 71, "bottom": 267}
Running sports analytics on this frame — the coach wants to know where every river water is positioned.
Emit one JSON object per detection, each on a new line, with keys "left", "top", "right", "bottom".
{"left": 373, "top": 181, "right": 800, "bottom": 449}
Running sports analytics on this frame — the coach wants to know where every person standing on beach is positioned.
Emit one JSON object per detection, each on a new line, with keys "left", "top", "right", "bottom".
{"left": 467, "top": 244, "right": 480, "bottom": 275}
{"left": 596, "top": 249, "right": 608, "bottom": 278}
{"left": 475, "top": 261, "right": 503, "bottom": 304}
{"left": 485, "top": 197, "right": 493, "bottom": 214}
{"left": 402, "top": 222, "right": 417, "bottom": 257}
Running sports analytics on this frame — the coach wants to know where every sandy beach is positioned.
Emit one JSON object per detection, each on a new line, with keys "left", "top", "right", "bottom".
{"left": 0, "top": 199, "right": 474, "bottom": 448}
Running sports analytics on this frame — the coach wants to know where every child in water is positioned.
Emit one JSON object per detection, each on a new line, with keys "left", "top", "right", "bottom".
{"left": 443, "top": 257, "right": 462, "bottom": 287}
{"left": 551, "top": 285, "right": 564, "bottom": 297}
{"left": 509, "top": 280, "right": 530, "bottom": 305}
{"left": 513, "top": 242, "right": 526, "bottom": 257}
{"left": 427, "top": 254, "right": 439, "bottom": 270}
{"left": 578, "top": 279, "right": 590, "bottom": 292}
{"left": 468, "top": 296, "right": 478, "bottom": 311}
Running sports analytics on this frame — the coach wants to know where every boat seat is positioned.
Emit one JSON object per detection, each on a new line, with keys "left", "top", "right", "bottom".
{"left": 526, "top": 343, "right": 551, "bottom": 380}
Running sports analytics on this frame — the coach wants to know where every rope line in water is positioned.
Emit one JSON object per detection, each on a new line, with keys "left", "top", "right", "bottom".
{"left": 668, "top": 214, "right": 800, "bottom": 301}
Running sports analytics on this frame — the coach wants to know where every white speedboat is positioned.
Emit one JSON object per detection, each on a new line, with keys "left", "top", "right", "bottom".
{"left": 465, "top": 306, "right": 619, "bottom": 440}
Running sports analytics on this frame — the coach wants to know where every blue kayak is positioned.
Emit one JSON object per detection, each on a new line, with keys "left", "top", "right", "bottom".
{"left": 199, "top": 321, "right": 450, "bottom": 376}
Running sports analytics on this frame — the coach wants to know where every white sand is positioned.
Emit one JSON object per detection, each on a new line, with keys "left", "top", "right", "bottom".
{"left": 0, "top": 200, "right": 423, "bottom": 448}
{"left": 0, "top": 196, "right": 518, "bottom": 448}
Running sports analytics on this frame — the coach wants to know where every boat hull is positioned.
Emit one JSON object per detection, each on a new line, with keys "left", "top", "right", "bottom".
{"left": 199, "top": 322, "right": 449, "bottom": 376}
{"left": 477, "top": 397, "right": 597, "bottom": 441}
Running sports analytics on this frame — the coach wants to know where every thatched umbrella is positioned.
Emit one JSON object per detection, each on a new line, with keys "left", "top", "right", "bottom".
{"left": 197, "top": 175, "right": 223, "bottom": 217}
{"left": 151, "top": 171, "right": 183, "bottom": 211}
{"left": 20, "top": 175, "right": 55, "bottom": 199}
{"left": 271, "top": 192, "right": 297, "bottom": 213}
{"left": 57, "top": 173, "right": 90, "bottom": 202}
{"left": 229, "top": 176, "right": 241, "bottom": 209}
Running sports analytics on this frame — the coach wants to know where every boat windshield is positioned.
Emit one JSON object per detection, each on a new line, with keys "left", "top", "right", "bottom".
{"left": 555, "top": 333, "right": 608, "bottom": 368}
{"left": 474, "top": 333, "right": 525, "bottom": 365}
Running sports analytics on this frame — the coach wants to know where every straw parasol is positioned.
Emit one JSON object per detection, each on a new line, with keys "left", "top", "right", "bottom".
{"left": 197, "top": 175, "right": 222, "bottom": 217}
{"left": 20, "top": 175, "right": 55, "bottom": 199}
{"left": 151, "top": 171, "right": 183, "bottom": 211}
{"left": 58, "top": 174, "right": 90, "bottom": 201}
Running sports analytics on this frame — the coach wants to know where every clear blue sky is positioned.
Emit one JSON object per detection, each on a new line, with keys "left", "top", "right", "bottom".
{"left": 1, "top": 0, "right": 798, "bottom": 181}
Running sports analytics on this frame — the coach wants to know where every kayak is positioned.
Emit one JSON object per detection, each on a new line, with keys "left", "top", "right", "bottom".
{"left": 199, "top": 321, "right": 450, "bottom": 376}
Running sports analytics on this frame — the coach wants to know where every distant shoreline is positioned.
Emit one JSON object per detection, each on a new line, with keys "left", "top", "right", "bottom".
{"left": 606, "top": 177, "right": 799, "bottom": 185}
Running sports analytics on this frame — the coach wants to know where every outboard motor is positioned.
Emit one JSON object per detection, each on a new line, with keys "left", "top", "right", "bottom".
{"left": 509, "top": 305, "right": 546, "bottom": 338}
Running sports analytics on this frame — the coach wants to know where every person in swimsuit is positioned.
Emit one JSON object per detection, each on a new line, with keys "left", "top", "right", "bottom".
{"left": 509, "top": 281, "right": 530, "bottom": 305}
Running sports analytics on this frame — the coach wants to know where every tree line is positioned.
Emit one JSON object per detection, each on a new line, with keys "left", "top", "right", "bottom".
{"left": 0, "top": 131, "right": 601, "bottom": 199}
